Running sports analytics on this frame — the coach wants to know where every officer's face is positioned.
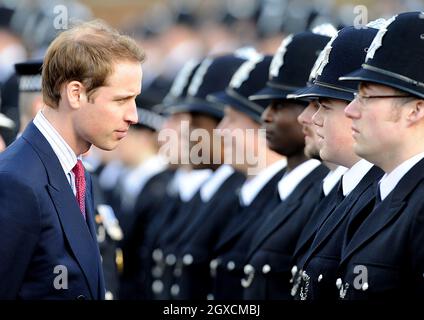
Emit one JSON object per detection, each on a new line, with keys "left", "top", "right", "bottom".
{"left": 160, "top": 112, "right": 192, "bottom": 165}
{"left": 312, "top": 98, "right": 358, "bottom": 167}
{"left": 345, "top": 82, "right": 409, "bottom": 169}
{"left": 262, "top": 99, "right": 305, "bottom": 157}
{"left": 297, "top": 101, "right": 321, "bottom": 159}
{"left": 74, "top": 60, "right": 141, "bottom": 152}
{"left": 217, "top": 106, "right": 262, "bottom": 171}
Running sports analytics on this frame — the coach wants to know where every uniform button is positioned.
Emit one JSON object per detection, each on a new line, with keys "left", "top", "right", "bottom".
{"left": 318, "top": 274, "right": 323, "bottom": 282}
{"left": 336, "top": 278, "right": 342, "bottom": 289}
{"left": 105, "top": 291, "right": 114, "bottom": 300}
{"left": 243, "top": 264, "right": 254, "bottom": 275}
{"left": 152, "top": 248, "right": 163, "bottom": 261}
{"left": 291, "top": 265, "right": 298, "bottom": 276}
{"left": 152, "top": 280, "right": 164, "bottom": 294}
{"left": 165, "top": 254, "right": 177, "bottom": 266}
{"left": 207, "top": 293, "right": 214, "bottom": 300}
{"left": 170, "top": 284, "right": 180, "bottom": 297}
{"left": 183, "top": 254, "right": 193, "bottom": 266}
{"left": 76, "top": 295, "right": 86, "bottom": 300}
{"left": 152, "top": 265, "right": 163, "bottom": 278}
{"left": 362, "top": 282, "right": 369, "bottom": 291}
{"left": 262, "top": 264, "right": 271, "bottom": 274}
{"left": 210, "top": 259, "right": 219, "bottom": 270}
{"left": 227, "top": 261, "right": 235, "bottom": 271}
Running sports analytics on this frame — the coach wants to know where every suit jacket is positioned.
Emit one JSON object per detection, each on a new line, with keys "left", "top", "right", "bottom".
{"left": 119, "top": 169, "right": 174, "bottom": 299}
{"left": 294, "top": 166, "right": 383, "bottom": 300}
{"left": 169, "top": 170, "right": 246, "bottom": 300}
{"left": 210, "top": 167, "right": 286, "bottom": 300}
{"left": 0, "top": 123, "right": 105, "bottom": 300}
{"left": 337, "top": 158, "right": 424, "bottom": 300}
{"left": 241, "top": 165, "right": 329, "bottom": 300}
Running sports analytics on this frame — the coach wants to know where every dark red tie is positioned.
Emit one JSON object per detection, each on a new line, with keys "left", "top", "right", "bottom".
{"left": 72, "top": 160, "right": 86, "bottom": 219}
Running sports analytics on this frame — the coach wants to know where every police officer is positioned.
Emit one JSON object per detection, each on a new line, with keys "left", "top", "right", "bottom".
{"left": 334, "top": 11, "right": 424, "bottom": 300}
{"left": 205, "top": 52, "right": 288, "bottom": 300}
{"left": 150, "top": 53, "right": 248, "bottom": 299}
{"left": 287, "top": 23, "right": 385, "bottom": 300}
{"left": 14, "top": 60, "right": 44, "bottom": 134}
{"left": 237, "top": 30, "right": 332, "bottom": 300}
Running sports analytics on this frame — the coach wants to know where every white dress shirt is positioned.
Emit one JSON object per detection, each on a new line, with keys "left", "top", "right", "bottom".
{"left": 342, "top": 159, "right": 374, "bottom": 196}
{"left": 200, "top": 164, "right": 235, "bottom": 203}
{"left": 239, "top": 158, "right": 287, "bottom": 207}
{"left": 322, "top": 165, "right": 348, "bottom": 196}
{"left": 33, "top": 110, "right": 79, "bottom": 195}
{"left": 278, "top": 159, "right": 321, "bottom": 201}
{"left": 178, "top": 168, "right": 213, "bottom": 202}
{"left": 379, "top": 151, "right": 424, "bottom": 200}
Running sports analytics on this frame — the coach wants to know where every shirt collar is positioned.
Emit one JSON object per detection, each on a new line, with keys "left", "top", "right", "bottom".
{"left": 342, "top": 159, "right": 374, "bottom": 196}
{"left": 322, "top": 165, "right": 348, "bottom": 196}
{"left": 240, "top": 158, "right": 287, "bottom": 207}
{"left": 200, "top": 165, "right": 235, "bottom": 202}
{"left": 33, "top": 110, "right": 78, "bottom": 176}
{"left": 178, "top": 168, "right": 213, "bottom": 202}
{"left": 278, "top": 159, "right": 321, "bottom": 201}
{"left": 379, "top": 151, "right": 424, "bottom": 200}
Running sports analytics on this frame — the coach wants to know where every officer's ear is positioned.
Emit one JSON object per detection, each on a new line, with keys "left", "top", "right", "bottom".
{"left": 406, "top": 98, "right": 424, "bottom": 126}
{"left": 65, "top": 81, "right": 87, "bottom": 110}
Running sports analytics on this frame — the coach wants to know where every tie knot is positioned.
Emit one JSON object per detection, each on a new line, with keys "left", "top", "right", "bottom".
{"left": 72, "top": 160, "right": 85, "bottom": 179}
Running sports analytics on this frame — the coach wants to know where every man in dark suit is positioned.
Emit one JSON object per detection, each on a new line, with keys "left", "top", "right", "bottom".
{"left": 0, "top": 20, "right": 145, "bottom": 299}
{"left": 333, "top": 12, "right": 424, "bottom": 300}
{"left": 288, "top": 24, "right": 385, "bottom": 300}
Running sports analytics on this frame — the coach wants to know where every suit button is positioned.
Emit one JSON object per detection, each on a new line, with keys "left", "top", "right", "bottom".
{"left": 227, "top": 261, "right": 235, "bottom": 271}
{"left": 318, "top": 274, "right": 323, "bottom": 282}
{"left": 165, "top": 254, "right": 176, "bottom": 266}
{"left": 152, "top": 280, "right": 164, "bottom": 294}
{"left": 262, "top": 264, "right": 271, "bottom": 274}
{"left": 76, "top": 295, "right": 86, "bottom": 300}
{"left": 170, "top": 284, "right": 180, "bottom": 297}
{"left": 183, "top": 254, "right": 193, "bottom": 266}
{"left": 362, "top": 282, "right": 369, "bottom": 291}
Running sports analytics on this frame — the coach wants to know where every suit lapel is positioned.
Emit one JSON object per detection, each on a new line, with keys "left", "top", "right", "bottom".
{"left": 303, "top": 166, "right": 383, "bottom": 265}
{"left": 246, "top": 165, "right": 329, "bottom": 259}
{"left": 292, "top": 184, "right": 338, "bottom": 260}
{"left": 339, "top": 197, "right": 405, "bottom": 266}
{"left": 23, "top": 123, "right": 100, "bottom": 299}
{"left": 214, "top": 168, "right": 285, "bottom": 253}
{"left": 340, "top": 159, "right": 424, "bottom": 266}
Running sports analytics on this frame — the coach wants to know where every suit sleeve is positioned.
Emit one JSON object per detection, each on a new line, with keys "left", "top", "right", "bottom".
{"left": 0, "top": 172, "right": 41, "bottom": 299}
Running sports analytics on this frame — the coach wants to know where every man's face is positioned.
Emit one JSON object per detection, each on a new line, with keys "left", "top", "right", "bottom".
{"left": 344, "top": 82, "right": 408, "bottom": 165}
{"left": 75, "top": 60, "right": 142, "bottom": 151}
{"left": 261, "top": 99, "right": 305, "bottom": 156}
{"left": 297, "top": 101, "right": 321, "bottom": 159}
{"left": 312, "top": 98, "right": 355, "bottom": 167}
{"left": 217, "top": 106, "right": 261, "bottom": 171}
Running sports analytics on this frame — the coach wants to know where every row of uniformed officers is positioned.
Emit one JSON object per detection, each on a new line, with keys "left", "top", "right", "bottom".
{"left": 112, "top": 11, "right": 424, "bottom": 300}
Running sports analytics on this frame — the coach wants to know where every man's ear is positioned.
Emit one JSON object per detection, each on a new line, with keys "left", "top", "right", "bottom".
{"left": 65, "top": 81, "right": 86, "bottom": 110}
{"left": 406, "top": 99, "right": 424, "bottom": 126}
